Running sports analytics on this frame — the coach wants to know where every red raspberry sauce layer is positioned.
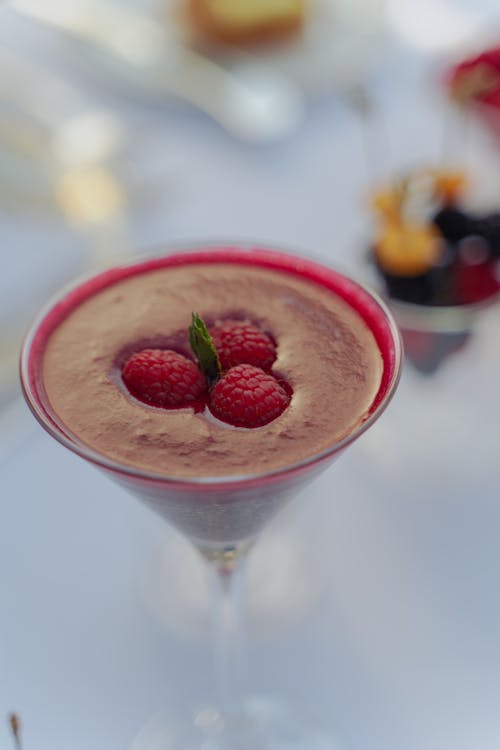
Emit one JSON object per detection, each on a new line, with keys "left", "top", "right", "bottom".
{"left": 42, "top": 263, "right": 383, "bottom": 477}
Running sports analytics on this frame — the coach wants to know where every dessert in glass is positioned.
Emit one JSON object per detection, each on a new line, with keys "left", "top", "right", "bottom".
{"left": 446, "top": 43, "right": 500, "bottom": 145}
{"left": 367, "top": 168, "right": 500, "bottom": 373}
{"left": 21, "top": 243, "right": 401, "bottom": 749}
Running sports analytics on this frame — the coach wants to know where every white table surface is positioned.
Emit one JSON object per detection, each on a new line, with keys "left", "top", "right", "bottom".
{"left": 1, "top": 3, "right": 500, "bottom": 749}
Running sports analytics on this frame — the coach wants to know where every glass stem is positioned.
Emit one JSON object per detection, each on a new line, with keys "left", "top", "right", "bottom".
{"left": 205, "top": 548, "right": 250, "bottom": 720}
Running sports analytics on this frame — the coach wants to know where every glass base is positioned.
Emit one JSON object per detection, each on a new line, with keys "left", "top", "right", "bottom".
{"left": 131, "top": 695, "right": 341, "bottom": 750}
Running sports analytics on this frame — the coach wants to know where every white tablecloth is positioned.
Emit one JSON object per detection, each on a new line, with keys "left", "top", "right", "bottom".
{"left": 1, "top": 3, "right": 500, "bottom": 748}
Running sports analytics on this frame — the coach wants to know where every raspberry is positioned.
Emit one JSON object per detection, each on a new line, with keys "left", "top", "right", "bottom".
{"left": 210, "top": 320, "right": 276, "bottom": 371}
{"left": 455, "top": 237, "right": 499, "bottom": 304}
{"left": 122, "top": 349, "right": 207, "bottom": 408}
{"left": 209, "top": 364, "right": 290, "bottom": 428}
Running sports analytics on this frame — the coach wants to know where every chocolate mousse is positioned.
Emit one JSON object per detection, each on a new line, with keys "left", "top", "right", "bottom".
{"left": 42, "top": 261, "right": 383, "bottom": 478}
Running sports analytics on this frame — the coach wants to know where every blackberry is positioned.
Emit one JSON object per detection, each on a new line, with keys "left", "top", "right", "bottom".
{"left": 432, "top": 208, "right": 471, "bottom": 244}
{"left": 470, "top": 213, "right": 500, "bottom": 258}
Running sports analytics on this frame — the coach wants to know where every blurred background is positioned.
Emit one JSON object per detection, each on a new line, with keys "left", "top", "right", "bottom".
{"left": 1, "top": 0, "right": 500, "bottom": 748}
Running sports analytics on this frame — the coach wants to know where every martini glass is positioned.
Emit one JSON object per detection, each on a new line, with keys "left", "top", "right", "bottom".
{"left": 20, "top": 244, "right": 402, "bottom": 749}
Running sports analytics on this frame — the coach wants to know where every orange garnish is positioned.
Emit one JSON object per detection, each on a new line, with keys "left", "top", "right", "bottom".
{"left": 432, "top": 169, "right": 467, "bottom": 205}
{"left": 374, "top": 223, "right": 444, "bottom": 276}
{"left": 371, "top": 186, "right": 405, "bottom": 223}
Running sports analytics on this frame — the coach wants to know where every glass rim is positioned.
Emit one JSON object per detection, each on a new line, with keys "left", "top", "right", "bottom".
{"left": 20, "top": 241, "right": 403, "bottom": 490}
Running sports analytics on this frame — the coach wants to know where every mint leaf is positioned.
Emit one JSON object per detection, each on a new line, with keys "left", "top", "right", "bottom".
{"left": 189, "top": 313, "right": 221, "bottom": 386}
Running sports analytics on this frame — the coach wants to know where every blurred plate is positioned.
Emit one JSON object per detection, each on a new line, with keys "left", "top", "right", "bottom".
{"left": 165, "top": 0, "right": 387, "bottom": 96}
